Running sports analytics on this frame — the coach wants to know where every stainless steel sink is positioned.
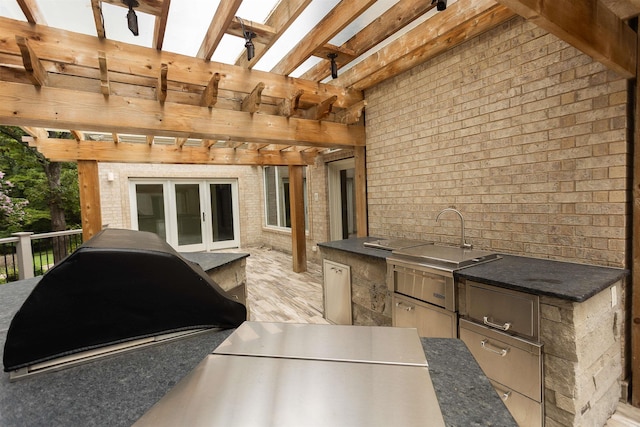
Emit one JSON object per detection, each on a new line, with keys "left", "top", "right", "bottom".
{"left": 363, "top": 239, "right": 432, "bottom": 251}
{"left": 391, "top": 244, "right": 500, "bottom": 269}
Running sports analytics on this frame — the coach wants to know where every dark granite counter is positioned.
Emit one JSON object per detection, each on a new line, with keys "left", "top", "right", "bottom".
{"left": 180, "top": 251, "right": 249, "bottom": 272}
{"left": 456, "top": 254, "right": 628, "bottom": 302}
{"left": 317, "top": 236, "right": 391, "bottom": 259}
{"left": 319, "top": 238, "right": 628, "bottom": 302}
{"left": 0, "top": 277, "right": 515, "bottom": 426}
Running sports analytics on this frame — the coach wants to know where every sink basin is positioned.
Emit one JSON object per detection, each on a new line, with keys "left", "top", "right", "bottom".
{"left": 363, "top": 239, "right": 432, "bottom": 251}
{"left": 391, "top": 244, "right": 500, "bottom": 269}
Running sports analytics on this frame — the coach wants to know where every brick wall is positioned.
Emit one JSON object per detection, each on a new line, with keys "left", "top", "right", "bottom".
{"left": 97, "top": 163, "right": 263, "bottom": 247}
{"left": 364, "top": 17, "right": 629, "bottom": 268}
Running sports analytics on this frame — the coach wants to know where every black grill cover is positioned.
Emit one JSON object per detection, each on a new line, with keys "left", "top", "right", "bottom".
{"left": 3, "top": 229, "right": 247, "bottom": 372}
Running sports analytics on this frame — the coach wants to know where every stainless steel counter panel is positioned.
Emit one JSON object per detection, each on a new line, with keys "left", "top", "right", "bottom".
{"left": 134, "top": 354, "right": 445, "bottom": 427}
{"left": 213, "top": 321, "right": 428, "bottom": 366}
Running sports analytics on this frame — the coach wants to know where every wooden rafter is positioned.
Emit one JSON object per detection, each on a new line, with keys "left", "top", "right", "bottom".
{"left": 271, "top": 0, "right": 377, "bottom": 75}
{"left": 20, "top": 126, "right": 48, "bottom": 140}
{"left": 146, "top": 135, "right": 154, "bottom": 145}
{"left": 335, "top": 0, "right": 515, "bottom": 90}
{"left": 0, "top": 18, "right": 362, "bottom": 109}
{"left": 71, "top": 130, "right": 84, "bottom": 141}
{"left": 153, "top": 0, "right": 172, "bottom": 50}
{"left": 91, "top": 0, "right": 106, "bottom": 39}
{"left": 300, "top": 0, "right": 436, "bottom": 81}
{"left": 279, "top": 89, "right": 304, "bottom": 118}
{"left": 15, "top": 35, "right": 47, "bottom": 87}
{"left": 202, "top": 139, "right": 215, "bottom": 148}
{"left": 242, "top": 82, "right": 265, "bottom": 113}
{"left": 158, "top": 63, "right": 168, "bottom": 103}
{"left": 235, "top": 0, "right": 312, "bottom": 68}
{"left": 197, "top": 0, "right": 243, "bottom": 60}
{"left": 200, "top": 73, "right": 220, "bottom": 107}
{"left": 336, "top": 100, "right": 366, "bottom": 125}
{"left": 176, "top": 137, "right": 188, "bottom": 148}
{"left": 16, "top": 0, "right": 46, "bottom": 25}
{"left": 301, "top": 95, "right": 337, "bottom": 121}
{"left": 496, "top": 0, "right": 636, "bottom": 78}
{"left": 98, "top": 51, "right": 110, "bottom": 96}
{"left": 112, "top": 133, "right": 119, "bottom": 143}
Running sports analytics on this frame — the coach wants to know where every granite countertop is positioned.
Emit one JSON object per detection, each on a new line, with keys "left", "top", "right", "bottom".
{"left": 180, "top": 251, "right": 249, "bottom": 272}
{"left": 455, "top": 254, "right": 628, "bottom": 302}
{"left": 317, "top": 236, "right": 391, "bottom": 259}
{"left": 319, "top": 238, "right": 628, "bottom": 302}
{"left": 0, "top": 278, "right": 515, "bottom": 426}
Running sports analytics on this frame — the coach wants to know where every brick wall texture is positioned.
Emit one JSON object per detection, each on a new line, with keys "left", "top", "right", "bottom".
{"left": 364, "top": 16, "right": 629, "bottom": 268}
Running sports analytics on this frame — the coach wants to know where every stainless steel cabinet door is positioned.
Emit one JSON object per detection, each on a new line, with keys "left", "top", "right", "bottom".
{"left": 393, "top": 293, "right": 457, "bottom": 338}
{"left": 323, "top": 260, "right": 352, "bottom": 324}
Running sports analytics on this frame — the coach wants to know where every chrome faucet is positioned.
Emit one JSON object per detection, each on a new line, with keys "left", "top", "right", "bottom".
{"left": 435, "top": 208, "right": 472, "bottom": 249}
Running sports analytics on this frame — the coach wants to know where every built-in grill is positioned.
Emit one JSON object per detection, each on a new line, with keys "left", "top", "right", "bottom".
{"left": 386, "top": 243, "right": 500, "bottom": 338}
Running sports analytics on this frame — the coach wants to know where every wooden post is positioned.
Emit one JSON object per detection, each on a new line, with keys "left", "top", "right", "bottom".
{"left": 632, "top": 27, "right": 640, "bottom": 407}
{"left": 289, "top": 165, "right": 306, "bottom": 273}
{"left": 78, "top": 160, "right": 102, "bottom": 242}
{"left": 354, "top": 145, "right": 368, "bottom": 237}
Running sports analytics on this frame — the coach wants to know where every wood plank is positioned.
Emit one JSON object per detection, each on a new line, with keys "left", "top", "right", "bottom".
{"left": 196, "top": 0, "right": 243, "bottom": 60}
{"left": 301, "top": 0, "right": 436, "bottom": 81}
{"left": 153, "top": 0, "right": 171, "bottom": 50}
{"left": 354, "top": 146, "right": 368, "bottom": 237}
{"left": 0, "top": 81, "right": 365, "bottom": 148}
{"left": 91, "top": 0, "right": 106, "bottom": 38}
{"left": 337, "top": 0, "right": 514, "bottom": 91}
{"left": 271, "top": 0, "right": 378, "bottom": 76}
{"left": 98, "top": 51, "right": 110, "bottom": 95}
{"left": 496, "top": 0, "right": 636, "bottom": 78}
{"left": 241, "top": 82, "right": 265, "bottom": 113}
{"left": 289, "top": 165, "right": 307, "bottom": 273}
{"left": 15, "top": 35, "right": 48, "bottom": 86}
{"left": 200, "top": 73, "right": 220, "bottom": 107}
{"left": 600, "top": 0, "right": 640, "bottom": 20}
{"left": 158, "top": 62, "right": 167, "bottom": 102}
{"left": 235, "top": 0, "right": 312, "bottom": 68}
{"left": 102, "top": 0, "right": 163, "bottom": 16}
{"left": 0, "top": 17, "right": 363, "bottom": 108}
{"left": 77, "top": 160, "right": 102, "bottom": 241}
{"left": 28, "top": 138, "right": 317, "bottom": 166}
{"left": 16, "top": 0, "right": 47, "bottom": 25}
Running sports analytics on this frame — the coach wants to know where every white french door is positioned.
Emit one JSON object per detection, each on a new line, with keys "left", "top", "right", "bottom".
{"left": 130, "top": 179, "right": 240, "bottom": 251}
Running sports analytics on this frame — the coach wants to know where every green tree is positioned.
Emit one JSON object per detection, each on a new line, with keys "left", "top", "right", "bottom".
{"left": 0, "top": 127, "right": 80, "bottom": 260}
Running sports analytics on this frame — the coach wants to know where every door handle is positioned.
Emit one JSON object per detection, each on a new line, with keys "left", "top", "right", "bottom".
{"left": 202, "top": 212, "right": 205, "bottom": 222}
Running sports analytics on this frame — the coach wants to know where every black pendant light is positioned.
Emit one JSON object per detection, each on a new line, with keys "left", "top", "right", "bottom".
{"left": 328, "top": 53, "right": 338, "bottom": 79}
{"left": 238, "top": 17, "right": 256, "bottom": 61}
{"left": 123, "top": 0, "right": 139, "bottom": 36}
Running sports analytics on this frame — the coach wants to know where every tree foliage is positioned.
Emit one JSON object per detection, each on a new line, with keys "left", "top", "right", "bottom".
{"left": 0, "top": 127, "right": 81, "bottom": 237}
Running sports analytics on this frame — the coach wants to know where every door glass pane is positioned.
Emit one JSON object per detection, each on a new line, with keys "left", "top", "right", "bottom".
{"left": 135, "top": 184, "right": 166, "bottom": 239}
{"left": 175, "top": 184, "right": 202, "bottom": 246}
{"left": 210, "top": 184, "right": 235, "bottom": 242}
{"left": 264, "top": 166, "right": 278, "bottom": 226}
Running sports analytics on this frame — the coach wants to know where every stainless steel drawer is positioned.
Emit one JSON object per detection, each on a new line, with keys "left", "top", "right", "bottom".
{"left": 393, "top": 294, "right": 457, "bottom": 338}
{"left": 490, "top": 379, "right": 543, "bottom": 427}
{"left": 388, "top": 263, "right": 454, "bottom": 311}
{"left": 466, "top": 281, "right": 539, "bottom": 340}
{"left": 459, "top": 319, "right": 543, "bottom": 402}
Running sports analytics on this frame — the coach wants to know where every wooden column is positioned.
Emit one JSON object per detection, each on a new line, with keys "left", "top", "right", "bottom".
{"left": 354, "top": 146, "right": 368, "bottom": 237}
{"left": 632, "top": 27, "right": 640, "bottom": 407}
{"left": 78, "top": 160, "right": 102, "bottom": 242}
{"left": 289, "top": 165, "right": 307, "bottom": 273}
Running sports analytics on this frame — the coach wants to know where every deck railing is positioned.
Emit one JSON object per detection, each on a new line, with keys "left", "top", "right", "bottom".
{"left": 0, "top": 230, "right": 83, "bottom": 283}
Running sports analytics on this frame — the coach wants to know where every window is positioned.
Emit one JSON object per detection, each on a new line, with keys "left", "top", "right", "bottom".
{"left": 263, "top": 166, "right": 308, "bottom": 230}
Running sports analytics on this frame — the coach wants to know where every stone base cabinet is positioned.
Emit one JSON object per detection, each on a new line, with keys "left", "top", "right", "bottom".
{"left": 458, "top": 278, "right": 623, "bottom": 427}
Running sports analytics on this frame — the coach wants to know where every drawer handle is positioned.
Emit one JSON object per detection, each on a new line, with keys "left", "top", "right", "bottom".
{"left": 396, "top": 301, "right": 414, "bottom": 312}
{"left": 481, "top": 339, "right": 509, "bottom": 357}
{"left": 330, "top": 267, "right": 342, "bottom": 274}
{"left": 493, "top": 384, "right": 512, "bottom": 401}
{"left": 483, "top": 316, "right": 511, "bottom": 331}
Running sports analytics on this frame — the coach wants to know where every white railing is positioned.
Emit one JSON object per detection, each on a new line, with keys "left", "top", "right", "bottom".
{"left": 0, "top": 230, "right": 83, "bottom": 282}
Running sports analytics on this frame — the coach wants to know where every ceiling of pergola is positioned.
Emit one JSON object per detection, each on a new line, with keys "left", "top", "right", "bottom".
{"left": 0, "top": 0, "right": 637, "bottom": 166}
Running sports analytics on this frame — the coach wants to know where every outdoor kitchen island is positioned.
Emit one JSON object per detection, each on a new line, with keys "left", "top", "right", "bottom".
{"left": 319, "top": 237, "right": 629, "bottom": 426}
{"left": 0, "top": 277, "right": 516, "bottom": 426}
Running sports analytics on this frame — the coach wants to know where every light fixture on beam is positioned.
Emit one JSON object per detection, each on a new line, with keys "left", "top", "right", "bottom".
{"left": 238, "top": 17, "right": 256, "bottom": 61}
{"left": 328, "top": 53, "right": 338, "bottom": 79}
{"left": 432, "top": 0, "right": 447, "bottom": 11}
{"left": 123, "top": 0, "right": 139, "bottom": 36}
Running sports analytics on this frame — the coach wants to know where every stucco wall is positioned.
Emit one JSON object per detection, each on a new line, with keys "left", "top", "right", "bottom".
{"left": 364, "top": 17, "right": 629, "bottom": 268}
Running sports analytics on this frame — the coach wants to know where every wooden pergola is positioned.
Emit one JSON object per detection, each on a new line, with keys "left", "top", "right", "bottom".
{"left": 2, "top": 0, "right": 640, "bottom": 404}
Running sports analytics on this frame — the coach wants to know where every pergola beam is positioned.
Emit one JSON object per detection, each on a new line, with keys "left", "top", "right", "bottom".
{"left": 0, "top": 81, "right": 365, "bottom": 148}
{"left": 496, "top": 0, "right": 636, "bottom": 78}
{"left": 26, "top": 138, "right": 317, "bottom": 166}
{"left": 197, "top": 0, "right": 243, "bottom": 60}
